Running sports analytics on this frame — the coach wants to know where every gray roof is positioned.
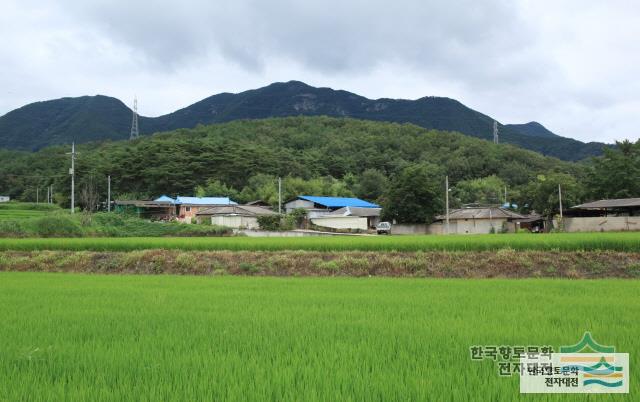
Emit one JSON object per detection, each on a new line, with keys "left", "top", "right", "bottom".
{"left": 515, "top": 213, "right": 544, "bottom": 223}
{"left": 328, "top": 206, "right": 381, "bottom": 217}
{"left": 572, "top": 198, "right": 640, "bottom": 209}
{"left": 436, "top": 207, "right": 525, "bottom": 221}
{"left": 196, "top": 205, "right": 278, "bottom": 217}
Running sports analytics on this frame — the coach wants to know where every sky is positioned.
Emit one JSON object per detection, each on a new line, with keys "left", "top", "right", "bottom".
{"left": 1, "top": 0, "right": 638, "bottom": 143}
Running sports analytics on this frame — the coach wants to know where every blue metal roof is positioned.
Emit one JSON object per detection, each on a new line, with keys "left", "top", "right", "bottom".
{"left": 298, "top": 195, "right": 379, "bottom": 208}
{"left": 155, "top": 195, "right": 175, "bottom": 203}
{"left": 153, "top": 196, "right": 237, "bottom": 205}
{"left": 175, "top": 196, "right": 237, "bottom": 205}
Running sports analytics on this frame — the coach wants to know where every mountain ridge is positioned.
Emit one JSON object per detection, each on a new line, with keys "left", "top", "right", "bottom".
{"left": 0, "top": 81, "right": 608, "bottom": 161}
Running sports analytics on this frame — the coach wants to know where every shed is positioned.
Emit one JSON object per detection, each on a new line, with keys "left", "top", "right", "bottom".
{"left": 572, "top": 198, "right": 640, "bottom": 216}
{"left": 114, "top": 200, "right": 176, "bottom": 220}
{"left": 328, "top": 206, "right": 382, "bottom": 228}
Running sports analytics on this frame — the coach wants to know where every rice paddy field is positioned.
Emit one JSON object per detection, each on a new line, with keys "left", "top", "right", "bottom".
{"left": 1, "top": 231, "right": 640, "bottom": 252}
{"left": 0, "top": 272, "right": 636, "bottom": 401}
{"left": 2, "top": 211, "right": 639, "bottom": 399}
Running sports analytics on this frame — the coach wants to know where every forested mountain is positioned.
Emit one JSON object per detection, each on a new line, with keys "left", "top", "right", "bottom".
{"left": 0, "top": 117, "right": 580, "bottom": 218}
{"left": 0, "top": 81, "right": 606, "bottom": 161}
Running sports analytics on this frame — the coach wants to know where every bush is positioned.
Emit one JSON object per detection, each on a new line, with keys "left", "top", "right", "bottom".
{"left": 0, "top": 220, "right": 26, "bottom": 237}
{"left": 32, "top": 215, "right": 83, "bottom": 237}
{"left": 257, "top": 215, "right": 283, "bottom": 231}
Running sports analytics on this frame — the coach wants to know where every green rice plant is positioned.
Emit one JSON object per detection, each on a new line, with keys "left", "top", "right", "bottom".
{"left": 0, "top": 273, "right": 638, "bottom": 401}
{"left": 1, "top": 232, "right": 639, "bottom": 252}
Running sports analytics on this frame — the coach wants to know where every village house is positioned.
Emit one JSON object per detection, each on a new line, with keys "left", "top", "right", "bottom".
{"left": 560, "top": 198, "right": 640, "bottom": 232}
{"left": 284, "top": 196, "right": 380, "bottom": 231}
{"left": 115, "top": 195, "right": 238, "bottom": 222}
{"left": 284, "top": 196, "right": 379, "bottom": 217}
{"left": 195, "top": 205, "right": 277, "bottom": 229}
{"left": 164, "top": 196, "right": 238, "bottom": 222}
{"left": 0, "top": 196, "right": 10, "bottom": 203}
{"left": 431, "top": 206, "right": 525, "bottom": 234}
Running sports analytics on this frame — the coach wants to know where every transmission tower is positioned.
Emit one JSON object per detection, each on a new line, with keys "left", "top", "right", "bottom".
{"left": 129, "top": 97, "right": 139, "bottom": 140}
{"left": 493, "top": 120, "right": 499, "bottom": 144}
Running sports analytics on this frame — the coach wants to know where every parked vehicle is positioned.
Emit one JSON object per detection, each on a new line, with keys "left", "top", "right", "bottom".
{"left": 376, "top": 222, "right": 392, "bottom": 235}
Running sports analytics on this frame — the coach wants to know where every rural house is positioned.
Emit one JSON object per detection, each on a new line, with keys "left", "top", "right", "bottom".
{"left": 196, "top": 205, "right": 277, "bottom": 229}
{"left": 284, "top": 196, "right": 379, "bottom": 218}
{"left": 158, "top": 196, "right": 238, "bottom": 222}
{"left": 560, "top": 198, "right": 640, "bottom": 232}
{"left": 432, "top": 206, "right": 525, "bottom": 234}
{"left": 283, "top": 196, "right": 380, "bottom": 231}
{"left": 0, "top": 196, "right": 9, "bottom": 203}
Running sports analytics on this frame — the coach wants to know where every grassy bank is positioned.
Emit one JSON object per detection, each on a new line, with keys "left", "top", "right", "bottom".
{"left": 2, "top": 249, "right": 640, "bottom": 278}
{"left": 1, "top": 232, "right": 640, "bottom": 252}
{"left": 1, "top": 272, "right": 638, "bottom": 401}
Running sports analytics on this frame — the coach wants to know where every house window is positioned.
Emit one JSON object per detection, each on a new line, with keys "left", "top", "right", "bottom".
{"left": 186, "top": 206, "right": 191, "bottom": 212}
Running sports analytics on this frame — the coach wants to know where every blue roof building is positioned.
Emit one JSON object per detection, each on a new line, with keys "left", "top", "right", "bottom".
{"left": 155, "top": 195, "right": 175, "bottom": 203}
{"left": 174, "top": 196, "right": 237, "bottom": 205}
{"left": 153, "top": 196, "right": 237, "bottom": 205}
{"left": 285, "top": 195, "right": 379, "bottom": 217}
{"left": 297, "top": 196, "right": 379, "bottom": 208}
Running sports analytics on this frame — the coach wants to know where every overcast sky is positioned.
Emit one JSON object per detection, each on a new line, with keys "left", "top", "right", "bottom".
{"left": 1, "top": 0, "right": 638, "bottom": 143}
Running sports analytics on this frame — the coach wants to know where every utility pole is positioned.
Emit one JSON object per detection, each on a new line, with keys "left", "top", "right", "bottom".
{"left": 67, "top": 142, "right": 76, "bottom": 213}
{"left": 558, "top": 183, "right": 563, "bottom": 219}
{"left": 36, "top": 187, "right": 39, "bottom": 203}
{"left": 504, "top": 185, "right": 508, "bottom": 205}
{"left": 50, "top": 184, "right": 54, "bottom": 204}
{"left": 445, "top": 175, "right": 450, "bottom": 235}
{"left": 278, "top": 177, "right": 282, "bottom": 214}
{"left": 46, "top": 186, "right": 49, "bottom": 204}
{"left": 107, "top": 175, "right": 111, "bottom": 212}
{"left": 493, "top": 120, "right": 499, "bottom": 144}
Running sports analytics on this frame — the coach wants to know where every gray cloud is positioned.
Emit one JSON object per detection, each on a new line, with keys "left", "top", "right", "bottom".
{"left": 0, "top": 0, "right": 638, "bottom": 143}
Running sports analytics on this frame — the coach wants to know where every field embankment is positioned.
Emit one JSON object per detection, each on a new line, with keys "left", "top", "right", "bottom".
{"left": 2, "top": 249, "right": 640, "bottom": 278}
{"left": 1, "top": 232, "right": 640, "bottom": 252}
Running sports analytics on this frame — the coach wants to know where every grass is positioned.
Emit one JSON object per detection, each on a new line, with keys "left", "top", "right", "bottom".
{"left": 0, "top": 232, "right": 640, "bottom": 252}
{"left": 0, "top": 202, "right": 232, "bottom": 237}
{"left": 0, "top": 272, "right": 637, "bottom": 401}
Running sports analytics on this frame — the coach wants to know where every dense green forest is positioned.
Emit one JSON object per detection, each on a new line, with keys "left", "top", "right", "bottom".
{"left": 0, "top": 117, "right": 637, "bottom": 222}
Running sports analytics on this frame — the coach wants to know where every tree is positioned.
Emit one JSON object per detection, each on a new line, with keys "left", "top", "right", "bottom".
{"left": 381, "top": 163, "right": 444, "bottom": 223}
{"left": 518, "top": 173, "right": 584, "bottom": 216}
{"left": 354, "top": 169, "right": 388, "bottom": 202}
{"left": 79, "top": 178, "right": 100, "bottom": 213}
{"left": 453, "top": 175, "right": 506, "bottom": 206}
{"left": 195, "top": 179, "right": 240, "bottom": 200}
{"left": 587, "top": 140, "right": 640, "bottom": 199}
